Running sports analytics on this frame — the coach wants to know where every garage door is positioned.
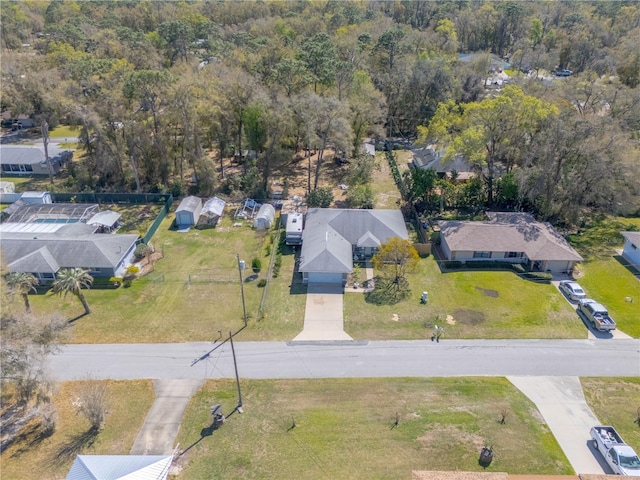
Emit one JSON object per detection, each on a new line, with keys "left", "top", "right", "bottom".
{"left": 307, "top": 272, "right": 344, "bottom": 284}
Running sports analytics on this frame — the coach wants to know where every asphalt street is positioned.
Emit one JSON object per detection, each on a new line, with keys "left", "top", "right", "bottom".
{"left": 47, "top": 339, "right": 640, "bottom": 382}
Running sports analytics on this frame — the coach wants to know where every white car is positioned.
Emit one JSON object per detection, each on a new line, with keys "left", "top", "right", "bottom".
{"left": 558, "top": 280, "right": 586, "bottom": 302}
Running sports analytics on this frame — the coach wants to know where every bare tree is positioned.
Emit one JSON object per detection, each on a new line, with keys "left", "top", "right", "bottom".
{"left": 75, "top": 381, "right": 108, "bottom": 432}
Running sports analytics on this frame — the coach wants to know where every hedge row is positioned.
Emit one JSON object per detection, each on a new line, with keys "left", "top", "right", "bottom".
{"left": 440, "top": 260, "right": 552, "bottom": 282}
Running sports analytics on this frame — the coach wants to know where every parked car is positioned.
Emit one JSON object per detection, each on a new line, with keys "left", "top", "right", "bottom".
{"left": 591, "top": 426, "right": 640, "bottom": 476}
{"left": 558, "top": 280, "right": 586, "bottom": 302}
{"left": 577, "top": 299, "right": 616, "bottom": 332}
{"left": 555, "top": 68, "right": 573, "bottom": 76}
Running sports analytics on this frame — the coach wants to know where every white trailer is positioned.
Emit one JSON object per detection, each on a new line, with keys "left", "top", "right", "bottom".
{"left": 285, "top": 212, "right": 303, "bottom": 246}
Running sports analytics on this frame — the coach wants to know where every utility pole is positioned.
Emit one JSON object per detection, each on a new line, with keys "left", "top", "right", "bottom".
{"left": 236, "top": 254, "right": 247, "bottom": 326}
{"left": 229, "top": 331, "right": 243, "bottom": 413}
{"left": 41, "top": 119, "right": 54, "bottom": 184}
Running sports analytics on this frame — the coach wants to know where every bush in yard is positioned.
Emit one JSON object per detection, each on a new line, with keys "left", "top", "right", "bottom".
{"left": 134, "top": 243, "right": 152, "bottom": 261}
{"left": 252, "top": 258, "right": 262, "bottom": 273}
{"left": 257, "top": 279, "right": 267, "bottom": 287}
{"left": 273, "top": 254, "right": 282, "bottom": 278}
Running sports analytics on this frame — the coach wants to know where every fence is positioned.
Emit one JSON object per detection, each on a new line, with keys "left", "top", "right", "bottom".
{"left": 140, "top": 195, "right": 173, "bottom": 244}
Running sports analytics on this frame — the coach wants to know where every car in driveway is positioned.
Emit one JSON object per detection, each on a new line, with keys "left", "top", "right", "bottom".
{"left": 558, "top": 280, "right": 586, "bottom": 302}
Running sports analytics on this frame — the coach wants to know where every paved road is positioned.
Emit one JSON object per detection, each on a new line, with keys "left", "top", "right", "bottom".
{"left": 47, "top": 339, "right": 640, "bottom": 382}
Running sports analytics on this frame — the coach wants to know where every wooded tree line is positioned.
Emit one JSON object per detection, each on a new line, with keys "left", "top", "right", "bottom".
{"left": 1, "top": 0, "right": 639, "bottom": 222}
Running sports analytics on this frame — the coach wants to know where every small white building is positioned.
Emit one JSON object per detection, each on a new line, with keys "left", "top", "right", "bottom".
{"left": 21, "top": 191, "right": 53, "bottom": 204}
{"left": 196, "top": 196, "right": 226, "bottom": 229}
{"left": 175, "top": 196, "right": 203, "bottom": 229}
{"left": 253, "top": 203, "right": 275, "bottom": 230}
{"left": 621, "top": 231, "right": 640, "bottom": 270}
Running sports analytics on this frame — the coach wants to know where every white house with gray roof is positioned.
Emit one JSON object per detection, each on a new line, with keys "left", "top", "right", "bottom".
{"left": 1, "top": 225, "right": 139, "bottom": 282}
{"left": 438, "top": 212, "right": 583, "bottom": 274}
{"left": 0, "top": 145, "right": 72, "bottom": 175}
{"left": 299, "top": 208, "right": 408, "bottom": 284}
{"left": 621, "top": 231, "right": 640, "bottom": 270}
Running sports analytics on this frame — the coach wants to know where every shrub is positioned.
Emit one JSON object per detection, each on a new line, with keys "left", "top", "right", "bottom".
{"left": 257, "top": 279, "right": 267, "bottom": 287}
{"left": 252, "top": 258, "right": 262, "bottom": 273}
{"left": 273, "top": 253, "right": 283, "bottom": 278}
{"left": 134, "top": 243, "right": 152, "bottom": 261}
{"left": 520, "top": 271, "right": 553, "bottom": 283}
{"left": 443, "top": 260, "right": 462, "bottom": 269}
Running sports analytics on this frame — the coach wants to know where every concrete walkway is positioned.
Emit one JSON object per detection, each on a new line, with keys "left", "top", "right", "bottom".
{"left": 130, "top": 379, "right": 203, "bottom": 455}
{"left": 508, "top": 376, "right": 605, "bottom": 475}
{"left": 293, "top": 283, "right": 352, "bottom": 341}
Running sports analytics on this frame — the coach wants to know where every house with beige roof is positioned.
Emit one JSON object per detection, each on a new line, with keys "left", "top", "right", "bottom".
{"left": 438, "top": 213, "right": 583, "bottom": 274}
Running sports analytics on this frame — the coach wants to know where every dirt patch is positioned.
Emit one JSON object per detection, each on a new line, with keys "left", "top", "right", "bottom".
{"left": 475, "top": 286, "right": 499, "bottom": 298}
{"left": 418, "top": 424, "right": 485, "bottom": 451}
{"left": 445, "top": 315, "right": 456, "bottom": 325}
{"left": 452, "top": 309, "right": 486, "bottom": 325}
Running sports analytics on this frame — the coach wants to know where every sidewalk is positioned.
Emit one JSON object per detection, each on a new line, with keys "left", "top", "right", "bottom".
{"left": 130, "top": 379, "right": 203, "bottom": 455}
{"left": 508, "top": 376, "right": 606, "bottom": 475}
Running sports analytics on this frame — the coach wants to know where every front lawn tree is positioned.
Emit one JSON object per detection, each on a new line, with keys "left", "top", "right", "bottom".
{"left": 6, "top": 272, "right": 39, "bottom": 314}
{"left": 51, "top": 268, "right": 94, "bottom": 315}
{"left": 372, "top": 238, "right": 419, "bottom": 298}
{"left": 307, "top": 187, "right": 334, "bottom": 208}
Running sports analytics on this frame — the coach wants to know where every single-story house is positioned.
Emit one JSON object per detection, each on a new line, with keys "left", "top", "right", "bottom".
{"left": 621, "top": 231, "right": 640, "bottom": 270}
{"left": 438, "top": 212, "right": 583, "bottom": 274}
{"left": 299, "top": 208, "right": 408, "bottom": 284}
{"left": 175, "top": 196, "right": 202, "bottom": 230}
{"left": 0, "top": 145, "right": 72, "bottom": 175}
{"left": 66, "top": 454, "right": 173, "bottom": 480}
{"left": 196, "top": 196, "right": 226, "bottom": 229}
{"left": 1, "top": 225, "right": 139, "bottom": 282}
{"left": 411, "top": 146, "right": 474, "bottom": 181}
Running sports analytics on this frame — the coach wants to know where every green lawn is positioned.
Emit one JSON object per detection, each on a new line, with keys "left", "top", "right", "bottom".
{"left": 0, "top": 380, "right": 154, "bottom": 480}
{"left": 345, "top": 255, "right": 585, "bottom": 340}
{"left": 568, "top": 216, "right": 640, "bottom": 337}
{"left": 175, "top": 377, "right": 571, "bottom": 479}
{"left": 48, "top": 125, "right": 80, "bottom": 138}
{"left": 371, "top": 152, "right": 402, "bottom": 209}
{"left": 20, "top": 213, "right": 270, "bottom": 343}
{"left": 582, "top": 377, "right": 640, "bottom": 453}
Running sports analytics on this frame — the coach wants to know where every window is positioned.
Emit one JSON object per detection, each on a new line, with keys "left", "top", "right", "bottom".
{"left": 473, "top": 251, "right": 491, "bottom": 258}
{"left": 504, "top": 252, "right": 523, "bottom": 258}
{"left": 40, "top": 272, "right": 55, "bottom": 279}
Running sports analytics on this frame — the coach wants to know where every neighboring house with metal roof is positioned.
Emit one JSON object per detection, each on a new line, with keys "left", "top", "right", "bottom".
{"left": 621, "top": 231, "right": 640, "bottom": 270}
{"left": 175, "top": 195, "right": 202, "bottom": 229}
{"left": 299, "top": 208, "right": 408, "bottom": 284}
{"left": 438, "top": 212, "right": 583, "bottom": 274}
{"left": 66, "top": 454, "right": 173, "bottom": 480}
{"left": 411, "top": 146, "right": 475, "bottom": 182}
{"left": 0, "top": 145, "right": 72, "bottom": 175}
{"left": 1, "top": 225, "right": 139, "bottom": 282}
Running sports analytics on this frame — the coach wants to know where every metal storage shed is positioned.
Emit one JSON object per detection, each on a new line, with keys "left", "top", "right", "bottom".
{"left": 253, "top": 203, "right": 275, "bottom": 230}
{"left": 175, "top": 196, "right": 202, "bottom": 229}
{"left": 196, "top": 196, "right": 226, "bottom": 229}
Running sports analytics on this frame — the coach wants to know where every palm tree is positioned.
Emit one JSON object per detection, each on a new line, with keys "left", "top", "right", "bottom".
{"left": 6, "top": 272, "right": 40, "bottom": 313}
{"left": 51, "top": 268, "right": 94, "bottom": 315}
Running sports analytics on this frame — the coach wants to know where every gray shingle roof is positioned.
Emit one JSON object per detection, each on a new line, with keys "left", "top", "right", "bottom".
{"left": 439, "top": 213, "right": 583, "bottom": 262}
{"left": 299, "top": 209, "right": 408, "bottom": 274}
{"left": 0, "top": 145, "right": 67, "bottom": 165}
{"left": 2, "top": 232, "right": 139, "bottom": 273}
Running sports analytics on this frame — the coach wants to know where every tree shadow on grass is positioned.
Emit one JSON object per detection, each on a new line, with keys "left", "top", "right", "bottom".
{"left": 67, "top": 312, "right": 89, "bottom": 324}
{"left": 364, "top": 276, "right": 411, "bottom": 305}
{"left": 48, "top": 428, "right": 99, "bottom": 468}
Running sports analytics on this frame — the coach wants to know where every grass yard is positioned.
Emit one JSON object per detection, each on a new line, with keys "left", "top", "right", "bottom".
{"left": 569, "top": 216, "right": 640, "bottom": 337}
{"left": 174, "top": 377, "right": 571, "bottom": 479}
{"left": 345, "top": 255, "right": 585, "bottom": 340}
{"left": 20, "top": 213, "right": 270, "bottom": 343}
{"left": 582, "top": 377, "right": 640, "bottom": 453}
{"left": 371, "top": 152, "right": 403, "bottom": 209}
{"left": 47, "top": 125, "right": 80, "bottom": 138}
{"left": 0, "top": 380, "right": 154, "bottom": 480}
{"left": 0, "top": 174, "right": 51, "bottom": 192}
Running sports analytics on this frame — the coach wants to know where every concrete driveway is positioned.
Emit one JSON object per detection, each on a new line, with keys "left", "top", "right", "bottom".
{"left": 293, "top": 283, "right": 352, "bottom": 342}
{"left": 551, "top": 279, "right": 632, "bottom": 340}
{"left": 508, "top": 376, "right": 606, "bottom": 474}
{"left": 130, "top": 379, "right": 202, "bottom": 455}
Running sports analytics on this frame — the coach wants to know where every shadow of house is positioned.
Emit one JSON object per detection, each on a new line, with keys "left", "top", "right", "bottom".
{"left": 438, "top": 212, "right": 582, "bottom": 274}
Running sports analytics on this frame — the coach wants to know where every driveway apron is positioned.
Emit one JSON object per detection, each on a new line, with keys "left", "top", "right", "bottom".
{"left": 508, "top": 376, "right": 604, "bottom": 474}
{"left": 293, "top": 283, "right": 352, "bottom": 341}
{"left": 130, "top": 379, "right": 203, "bottom": 455}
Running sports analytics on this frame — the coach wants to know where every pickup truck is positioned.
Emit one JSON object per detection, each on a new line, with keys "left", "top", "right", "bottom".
{"left": 591, "top": 426, "right": 640, "bottom": 476}
{"left": 577, "top": 299, "right": 616, "bottom": 331}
